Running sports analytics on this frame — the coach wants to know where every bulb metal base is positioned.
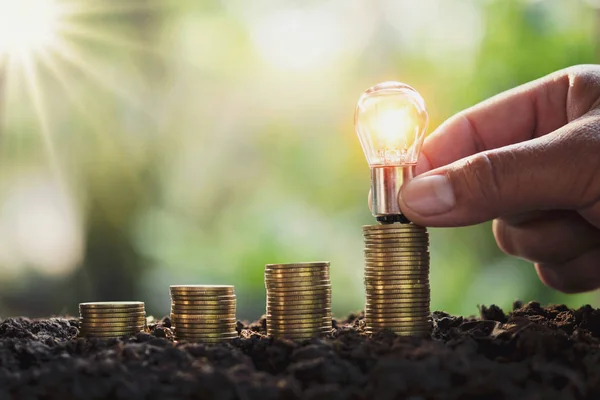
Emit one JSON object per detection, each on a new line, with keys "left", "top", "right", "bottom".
{"left": 370, "top": 165, "right": 414, "bottom": 222}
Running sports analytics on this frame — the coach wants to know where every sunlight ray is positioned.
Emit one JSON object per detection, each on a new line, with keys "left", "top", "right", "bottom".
{"left": 36, "top": 49, "right": 144, "bottom": 194}
{"left": 48, "top": 40, "right": 146, "bottom": 111}
{"left": 64, "top": 0, "right": 173, "bottom": 17}
{"left": 19, "top": 52, "right": 64, "bottom": 186}
{"left": 57, "top": 22, "right": 165, "bottom": 57}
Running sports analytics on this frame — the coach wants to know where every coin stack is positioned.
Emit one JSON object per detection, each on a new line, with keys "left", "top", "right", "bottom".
{"left": 265, "top": 262, "right": 332, "bottom": 340}
{"left": 79, "top": 301, "right": 146, "bottom": 338}
{"left": 170, "top": 285, "right": 238, "bottom": 343}
{"left": 363, "top": 223, "right": 431, "bottom": 336}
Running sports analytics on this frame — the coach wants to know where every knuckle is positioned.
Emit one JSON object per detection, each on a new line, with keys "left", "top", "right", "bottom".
{"left": 457, "top": 152, "right": 507, "bottom": 205}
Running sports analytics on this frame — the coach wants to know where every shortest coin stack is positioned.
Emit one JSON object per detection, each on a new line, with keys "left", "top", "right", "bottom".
{"left": 265, "top": 262, "right": 332, "bottom": 340}
{"left": 79, "top": 302, "right": 146, "bottom": 338}
{"left": 170, "top": 285, "right": 237, "bottom": 343}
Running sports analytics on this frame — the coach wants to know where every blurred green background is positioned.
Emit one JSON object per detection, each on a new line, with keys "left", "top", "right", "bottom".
{"left": 0, "top": 0, "right": 598, "bottom": 320}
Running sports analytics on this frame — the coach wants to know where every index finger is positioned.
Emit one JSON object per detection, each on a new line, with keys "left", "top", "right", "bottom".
{"left": 416, "top": 68, "right": 572, "bottom": 175}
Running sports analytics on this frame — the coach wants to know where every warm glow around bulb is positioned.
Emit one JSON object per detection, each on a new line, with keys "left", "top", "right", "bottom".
{"left": 0, "top": 0, "right": 62, "bottom": 56}
{"left": 369, "top": 107, "right": 415, "bottom": 148}
{"left": 355, "top": 82, "right": 428, "bottom": 167}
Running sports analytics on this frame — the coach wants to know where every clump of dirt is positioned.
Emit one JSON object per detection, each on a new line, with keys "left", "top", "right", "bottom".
{"left": 2, "top": 301, "right": 600, "bottom": 399}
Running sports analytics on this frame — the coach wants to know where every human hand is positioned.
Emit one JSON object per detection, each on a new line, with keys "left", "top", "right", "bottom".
{"left": 398, "top": 64, "right": 600, "bottom": 293}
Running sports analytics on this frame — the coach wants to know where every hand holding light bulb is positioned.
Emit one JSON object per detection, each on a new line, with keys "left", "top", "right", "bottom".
{"left": 385, "top": 64, "right": 600, "bottom": 294}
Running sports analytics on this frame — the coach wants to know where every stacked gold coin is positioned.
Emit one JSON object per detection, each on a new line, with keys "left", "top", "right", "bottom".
{"left": 79, "top": 302, "right": 146, "bottom": 338}
{"left": 265, "top": 262, "right": 332, "bottom": 340}
{"left": 363, "top": 223, "right": 431, "bottom": 336}
{"left": 170, "top": 285, "right": 237, "bottom": 343}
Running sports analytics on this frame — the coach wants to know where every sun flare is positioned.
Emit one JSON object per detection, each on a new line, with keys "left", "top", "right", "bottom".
{"left": 0, "top": 0, "right": 64, "bottom": 57}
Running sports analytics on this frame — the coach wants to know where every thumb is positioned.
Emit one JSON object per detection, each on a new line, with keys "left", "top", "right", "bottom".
{"left": 398, "top": 119, "right": 600, "bottom": 227}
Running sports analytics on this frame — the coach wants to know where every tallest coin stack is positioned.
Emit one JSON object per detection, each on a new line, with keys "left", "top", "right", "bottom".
{"left": 363, "top": 223, "right": 431, "bottom": 336}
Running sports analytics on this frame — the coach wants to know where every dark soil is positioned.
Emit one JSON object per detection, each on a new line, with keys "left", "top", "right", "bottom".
{"left": 2, "top": 301, "right": 600, "bottom": 400}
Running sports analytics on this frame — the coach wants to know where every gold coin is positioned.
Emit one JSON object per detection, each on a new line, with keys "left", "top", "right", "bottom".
{"left": 173, "top": 318, "right": 235, "bottom": 325}
{"left": 266, "top": 295, "right": 331, "bottom": 302}
{"left": 362, "top": 224, "right": 426, "bottom": 232}
{"left": 267, "top": 328, "right": 331, "bottom": 336}
{"left": 365, "top": 303, "right": 429, "bottom": 310}
{"left": 265, "top": 269, "right": 329, "bottom": 277}
{"left": 174, "top": 321, "right": 235, "bottom": 328}
{"left": 174, "top": 327, "right": 235, "bottom": 334}
{"left": 266, "top": 262, "right": 329, "bottom": 268}
{"left": 79, "top": 307, "right": 145, "bottom": 314}
{"left": 364, "top": 241, "right": 428, "bottom": 247}
{"left": 266, "top": 308, "right": 329, "bottom": 315}
{"left": 171, "top": 305, "right": 236, "bottom": 312}
{"left": 364, "top": 260, "right": 429, "bottom": 266}
{"left": 366, "top": 318, "right": 431, "bottom": 325}
{"left": 174, "top": 330, "right": 238, "bottom": 338}
{"left": 79, "top": 301, "right": 144, "bottom": 309}
{"left": 365, "top": 280, "right": 429, "bottom": 286}
{"left": 171, "top": 314, "right": 236, "bottom": 321}
{"left": 80, "top": 320, "right": 146, "bottom": 328}
{"left": 266, "top": 301, "right": 331, "bottom": 309}
{"left": 170, "top": 284, "right": 234, "bottom": 291}
{"left": 80, "top": 315, "right": 146, "bottom": 323}
{"left": 80, "top": 312, "right": 147, "bottom": 319}
{"left": 80, "top": 327, "right": 144, "bottom": 335}
{"left": 364, "top": 275, "right": 429, "bottom": 281}
{"left": 265, "top": 279, "right": 330, "bottom": 287}
{"left": 267, "top": 315, "right": 331, "bottom": 325}
{"left": 170, "top": 296, "right": 236, "bottom": 303}
{"left": 365, "top": 312, "right": 429, "bottom": 319}
{"left": 365, "top": 298, "right": 430, "bottom": 306}
{"left": 171, "top": 299, "right": 237, "bottom": 308}
{"left": 266, "top": 285, "right": 331, "bottom": 294}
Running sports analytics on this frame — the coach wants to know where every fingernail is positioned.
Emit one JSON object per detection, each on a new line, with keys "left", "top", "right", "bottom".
{"left": 400, "top": 175, "right": 456, "bottom": 216}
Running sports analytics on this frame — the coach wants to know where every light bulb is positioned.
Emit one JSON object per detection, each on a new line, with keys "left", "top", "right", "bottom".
{"left": 354, "top": 81, "right": 428, "bottom": 222}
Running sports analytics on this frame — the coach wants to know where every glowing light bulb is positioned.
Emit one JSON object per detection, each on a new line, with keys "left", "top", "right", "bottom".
{"left": 354, "top": 82, "right": 428, "bottom": 222}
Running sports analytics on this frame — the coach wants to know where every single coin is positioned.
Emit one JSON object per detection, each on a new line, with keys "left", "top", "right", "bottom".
{"left": 170, "top": 298, "right": 236, "bottom": 305}
{"left": 364, "top": 259, "right": 429, "bottom": 265}
{"left": 80, "top": 312, "right": 147, "bottom": 319}
{"left": 266, "top": 299, "right": 331, "bottom": 306}
{"left": 266, "top": 317, "right": 331, "bottom": 326}
{"left": 365, "top": 298, "right": 430, "bottom": 305}
{"left": 266, "top": 307, "right": 331, "bottom": 316}
{"left": 79, "top": 307, "right": 145, "bottom": 314}
{"left": 366, "top": 310, "right": 430, "bottom": 318}
{"left": 364, "top": 247, "right": 425, "bottom": 252}
{"left": 364, "top": 275, "right": 429, "bottom": 282}
{"left": 169, "top": 286, "right": 235, "bottom": 291}
{"left": 80, "top": 327, "right": 144, "bottom": 335}
{"left": 362, "top": 223, "right": 425, "bottom": 229}
{"left": 266, "top": 262, "right": 329, "bottom": 268}
{"left": 175, "top": 336, "right": 238, "bottom": 342}
{"left": 174, "top": 327, "right": 236, "bottom": 334}
{"left": 79, "top": 301, "right": 144, "bottom": 309}
{"left": 169, "top": 296, "right": 237, "bottom": 303}
{"left": 265, "top": 269, "right": 329, "bottom": 277}
{"left": 364, "top": 241, "right": 428, "bottom": 247}
{"left": 365, "top": 330, "right": 431, "bottom": 336}
{"left": 266, "top": 285, "right": 331, "bottom": 294}
{"left": 171, "top": 305, "right": 236, "bottom": 313}
{"left": 365, "top": 279, "right": 429, "bottom": 286}
{"left": 366, "top": 318, "right": 431, "bottom": 326}
{"left": 174, "top": 331, "right": 238, "bottom": 339}
{"left": 265, "top": 279, "right": 331, "bottom": 287}
{"left": 80, "top": 320, "right": 146, "bottom": 328}
{"left": 173, "top": 321, "right": 235, "bottom": 328}
{"left": 365, "top": 303, "right": 430, "bottom": 310}
{"left": 171, "top": 315, "right": 236, "bottom": 322}
{"left": 80, "top": 316, "right": 146, "bottom": 324}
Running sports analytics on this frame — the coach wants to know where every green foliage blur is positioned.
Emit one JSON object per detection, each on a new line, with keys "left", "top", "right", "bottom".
{"left": 0, "top": 0, "right": 598, "bottom": 320}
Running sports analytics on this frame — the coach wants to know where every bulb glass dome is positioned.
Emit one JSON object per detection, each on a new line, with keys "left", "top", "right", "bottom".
{"left": 355, "top": 82, "right": 428, "bottom": 167}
